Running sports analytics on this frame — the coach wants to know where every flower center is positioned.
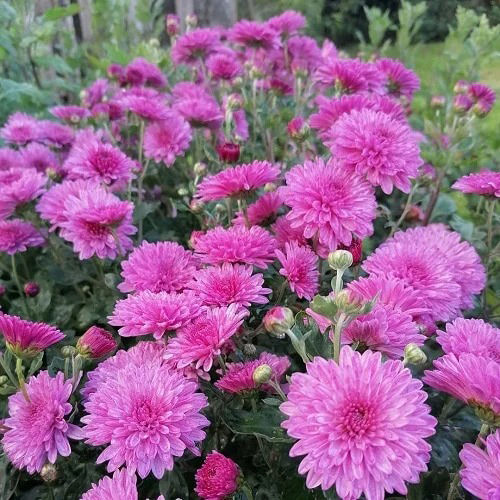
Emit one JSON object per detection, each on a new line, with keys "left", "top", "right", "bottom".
{"left": 340, "top": 401, "right": 375, "bottom": 438}
{"left": 92, "top": 150, "right": 118, "bottom": 176}
{"left": 84, "top": 221, "right": 110, "bottom": 238}
{"left": 133, "top": 400, "right": 160, "bottom": 432}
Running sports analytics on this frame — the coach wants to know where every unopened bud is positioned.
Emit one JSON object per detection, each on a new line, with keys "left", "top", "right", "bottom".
{"left": 194, "top": 162, "right": 207, "bottom": 175}
{"left": 403, "top": 343, "right": 427, "bottom": 366}
{"left": 177, "top": 187, "right": 189, "bottom": 197}
{"left": 242, "top": 344, "right": 257, "bottom": 356}
{"left": 328, "top": 250, "right": 353, "bottom": 271}
{"left": 453, "top": 94, "right": 472, "bottom": 114}
{"left": 226, "top": 94, "right": 243, "bottom": 111}
{"left": 188, "top": 230, "right": 203, "bottom": 249}
{"left": 333, "top": 290, "right": 351, "bottom": 310}
{"left": 337, "top": 238, "right": 362, "bottom": 266}
{"left": 165, "top": 14, "right": 180, "bottom": 37}
{"left": 46, "top": 167, "right": 60, "bottom": 181}
{"left": 190, "top": 200, "right": 204, "bottom": 213}
{"left": 215, "top": 203, "right": 226, "bottom": 214}
{"left": 253, "top": 364, "right": 272, "bottom": 385}
{"left": 287, "top": 116, "right": 309, "bottom": 142}
{"left": 186, "top": 14, "right": 197, "bottom": 28}
{"left": 249, "top": 66, "right": 264, "bottom": 80}
{"left": 24, "top": 282, "right": 40, "bottom": 298}
{"left": 40, "top": 463, "right": 57, "bottom": 483}
{"left": 232, "top": 77, "right": 243, "bottom": 88}
{"left": 0, "top": 284, "right": 6, "bottom": 297}
{"left": 61, "top": 345, "right": 76, "bottom": 358}
{"left": 76, "top": 326, "right": 117, "bottom": 359}
{"left": 453, "top": 80, "right": 469, "bottom": 94}
{"left": 263, "top": 307, "right": 294, "bottom": 338}
{"left": 264, "top": 182, "right": 277, "bottom": 193}
{"left": 430, "top": 96, "right": 445, "bottom": 109}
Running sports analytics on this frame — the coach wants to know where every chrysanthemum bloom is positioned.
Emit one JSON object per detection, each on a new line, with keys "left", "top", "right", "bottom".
{"left": 64, "top": 129, "right": 135, "bottom": 190}
{"left": 276, "top": 241, "right": 319, "bottom": 300}
{"left": 467, "top": 82, "right": 496, "bottom": 116}
{"left": 0, "top": 148, "right": 21, "bottom": 170}
{"left": 108, "top": 290, "right": 201, "bottom": 339}
{"left": 0, "top": 112, "right": 40, "bottom": 144}
{"left": 143, "top": 112, "right": 192, "bottom": 166}
{"left": 119, "top": 241, "right": 198, "bottom": 294}
{"left": 281, "top": 348, "right": 437, "bottom": 496}
{"left": 195, "top": 451, "right": 240, "bottom": 500}
{"left": 81, "top": 469, "right": 139, "bottom": 500}
{"left": 375, "top": 58, "right": 420, "bottom": 100}
{"left": 187, "top": 263, "right": 271, "bottom": 308}
{"left": 2, "top": 371, "right": 82, "bottom": 474}
{"left": 0, "top": 313, "right": 64, "bottom": 358}
{"left": 76, "top": 326, "right": 117, "bottom": 359}
{"left": 459, "top": 430, "right": 500, "bottom": 499}
{"left": 310, "top": 94, "right": 405, "bottom": 141}
{"left": 19, "top": 143, "right": 59, "bottom": 174}
{"left": 0, "top": 219, "right": 44, "bottom": 255}
{"left": 424, "top": 354, "right": 500, "bottom": 423}
{"left": 174, "top": 97, "right": 223, "bottom": 130}
{"left": 330, "top": 109, "right": 422, "bottom": 194}
{"left": 196, "top": 161, "right": 280, "bottom": 202}
{"left": 50, "top": 105, "right": 90, "bottom": 122}
{"left": 280, "top": 157, "right": 376, "bottom": 253}
{"left": 82, "top": 359, "right": 209, "bottom": 479}
{"left": 118, "top": 93, "right": 171, "bottom": 121}
{"left": 268, "top": 10, "right": 306, "bottom": 37}
{"left": 287, "top": 35, "right": 322, "bottom": 74}
{"left": 207, "top": 51, "right": 243, "bottom": 82}
{"left": 59, "top": 187, "right": 136, "bottom": 260}
{"left": 436, "top": 318, "right": 499, "bottom": 362}
{"left": 233, "top": 191, "right": 283, "bottom": 226}
{"left": 37, "top": 121, "right": 74, "bottom": 148}
{"left": 453, "top": 94, "right": 473, "bottom": 113}
{"left": 165, "top": 304, "right": 247, "bottom": 372}
{"left": 229, "top": 20, "right": 278, "bottom": 50}
{"left": 125, "top": 58, "right": 166, "bottom": 88}
{"left": 216, "top": 352, "right": 290, "bottom": 394}
{"left": 272, "top": 216, "right": 308, "bottom": 249}
{"left": 194, "top": 225, "right": 277, "bottom": 269}
{"left": 452, "top": 170, "right": 500, "bottom": 198}
{"left": 82, "top": 78, "right": 108, "bottom": 107}
{"left": 172, "top": 28, "right": 220, "bottom": 65}
{"left": 390, "top": 224, "right": 485, "bottom": 310}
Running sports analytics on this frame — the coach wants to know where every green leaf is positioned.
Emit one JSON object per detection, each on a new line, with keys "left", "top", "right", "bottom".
{"left": 32, "top": 287, "right": 51, "bottom": 314}
{"left": 43, "top": 5, "right": 80, "bottom": 21}
{"left": 0, "top": 386, "right": 16, "bottom": 396}
{"left": 28, "top": 352, "right": 43, "bottom": 376}
{"left": 133, "top": 201, "right": 160, "bottom": 223}
{"left": 310, "top": 295, "right": 337, "bottom": 321}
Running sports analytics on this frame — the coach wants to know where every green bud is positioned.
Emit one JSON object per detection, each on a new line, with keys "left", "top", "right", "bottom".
{"left": 328, "top": 250, "right": 353, "bottom": 271}
{"left": 252, "top": 364, "right": 272, "bottom": 385}
{"left": 193, "top": 162, "right": 207, "bottom": 175}
{"left": 177, "top": 187, "right": 189, "bottom": 197}
{"left": 61, "top": 345, "right": 76, "bottom": 358}
{"left": 40, "top": 463, "right": 57, "bottom": 483}
{"left": 403, "top": 343, "right": 427, "bottom": 366}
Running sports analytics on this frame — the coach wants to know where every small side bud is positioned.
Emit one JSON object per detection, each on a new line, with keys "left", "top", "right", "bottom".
{"left": 453, "top": 94, "right": 472, "bottom": 114}
{"left": 0, "top": 375, "right": 8, "bottom": 386}
{"left": 40, "top": 463, "right": 57, "bottom": 483}
{"left": 24, "top": 282, "right": 40, "bottom": 297}
{"left": 430, "top": 95, "right": 445, "bottom": 109}
{"left": 403, "top": 343, "right": 427, "bottom": 366}
{"left": 453, "top": 80, "right": 469, "bottom": 94}
{"left": 194, "top": 162, "right": 207, "bottom": 176}
{"left": 185, "top": 13, "right": 197, "bottom": 28}
{"left": 177, "top": 186, "right": 189, "bottom": 197}
{"left": 190, "top": 200, "right": 204, "bottom": 213}
{"left": 263, "top": 307, "right": 294, "bottom": 339}
{"left": 252, "top": 364, "right": 272, "bottom": 385}
{"left": 264, "top": 182, "right": 277, "bottom": 193}
{"left": 242, "top": 344, "right": 257, "bottom": 356}
{"left": 61, "top": 345, "right": 77, "bottom": 358}
{"left": 328, "top": 250, "right": 353, "bottom": 271}
{"left": 76, "top": 326, "right": 117, "bottom": 359}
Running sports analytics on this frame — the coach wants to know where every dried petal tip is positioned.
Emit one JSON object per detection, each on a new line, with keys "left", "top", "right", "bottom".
{"left": 76, "top": 326, "right": 117, "bottom": 359}
{"left": 263, "top": 307, "right": 294, "bottom": 338}
{"left": 404, "top": 343, "right": 427, "bottom": 366}
{"left": 253, "top": 364, "right": 272, "bottom": 385}
{"left": 328, "top": 249, "right": 353, "bottom": 271}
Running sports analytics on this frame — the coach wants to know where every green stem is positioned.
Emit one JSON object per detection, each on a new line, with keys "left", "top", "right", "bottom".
{"left": 482, "top": 200, "right": 496, "bottom": 318}
{"left": 217, "top": 354, "right": 227, "bottom": 374}
{"left": 10, "top": 254, "right": 29, "bottom": 318}
{"left": 274, "top": 280, "right": 288, "bottom": 305}
{"left": 334, "top": 269, "right": 345, "bottom": 294}
{"left": 333, "top": 313, "right": 346, "bottom": 364}
{"left": 15, "top": 358, "right": 29, "bottom": 402}
{"left": 250, "top": 399, "right": 272, "bottom": 470}
{"left": 284, "top": 329, "right": 309, "bottom": 365}
{"left": 390, "top": 182, "right": 419, "bottom": 237}
{"left": 225, "top": 197, "right": 233, "bottom": 224}
{"left": 267, "top": 379, "right": 287, "bottom": 401}
{"left": 240, "top": 484, "right": 254, "bottom": 500}
{"left": 137, "top": 159, "right": 150, "bottom": 243}
{"left": 0, "top": 355, "right": 18, "bottom": 388}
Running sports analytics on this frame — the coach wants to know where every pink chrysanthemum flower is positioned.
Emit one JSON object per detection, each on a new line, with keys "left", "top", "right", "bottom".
{"left": 0, "top": 112, "right": 40, "bottom": 144}
{"left": 276, "top": 241, "right": 319, "bottom": 300}
{"left": 76, "top": 326, "right": 117, "bottom": 359}
{"left": 125, "top": 58, "right": 166, "bottom": 88}
{"left": 233, "top": 191, "right": 283, "bottom": 226}
{"left": 81, "top": 359, "right": 209, "bottom": 478}
{"left": 196, "top": 161, "right": 280, "bottom": 202}
{"left": 0, "top": 219, "right": 44, "bottom": 255}
{"left": 195, "top": 451, "right": 240, "bottom": 500}
{"left": 165, "top": 304, "right": 247, "bottom": 372}
{"left": 143, "top": 112, "right": 192, "bottom": 166}
{"left": 207, "top": 51, "right": 243, "bottom": 82}
{"left": 0, "top": 313, "right": 64, "bottom": 358}
{"left": 216, "top": 352, "right": 290, "bottom": 394}
{"left": 0, "top": 148, "right": 21, "bottom": 170}
{"left": 82, "top": 78, "right": 108, "bottom": 107}
{"left": 108, "top": 290, "right": 201, "bottom": 339}
{"left": 59, "top": 187, "right": 136, "bottom": 260}
{"left": 64, "top": 129, "right": 135, "bottom": 190}
{"left": 229, "top": 20, "right": 279, "bottom": 50}
{"left": 280, "top": 157, "right": 376, "bottom": 253}
{"left": 172, "top": 28, "right": 221, "bottom": 65}
{"left": 452, "top": 170, "right": 500, "bottom": 198}
{"left": 187, "top": 263, "right": 271, "bottom": 308}
{"left": 281, "top": 348, "right": 437, "bottom": 497}
{"left": 194, "top": 225, "right": 277, "bottom": 269}
{"left": 119, "top": 241, "right": 198, "bottom": 294}
{"left": 50, "top": 105, "right": 90, "bottom": 122}
{"left": 272, "top": 216, "right": 308, "bottom": 249}
{"left": 330, "top": 108, "right": 422, "bottom": 194}
{"left": 424, "top": 354, "right": 500, "bottom": 421}
{"left": 174, "top": 96, "right": 223, "bottom": 130}
{"left": 467, "top": 82, "right": 496, "bottom": 116}
{"left": 459, "top": 430, "right": 500, "bottom": 500}
{"left": 436, "top": 318, "right": 499, "bottom": 362}
{"left": 2, "top": 371, "right": 82, "bottom": 474}
{"left": 268, "top": 10, "right": 306, "bottom": 37}
{"left": 19, "top": 143, "right": 59, "bottom": 174}
{"left": 81, "top": 469, "right": 139, "bottom": 500}
{"left": 118, "top": 93, "right": 171, "bottom": 121}
{"left": 37, "top": 121, "right": 74, "bottom": 148}
{"left": 375, "top": 58, "right": 420, "bottom": 100}
{"left": 287, "top": 36, "right": 322, "bottom": 74}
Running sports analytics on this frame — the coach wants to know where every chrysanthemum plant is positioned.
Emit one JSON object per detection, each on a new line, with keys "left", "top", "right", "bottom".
{"left": 0, "top": 4, "right": 498, "bottom": 500}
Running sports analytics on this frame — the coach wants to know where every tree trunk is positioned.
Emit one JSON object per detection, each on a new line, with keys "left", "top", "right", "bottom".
{"left": 175, "top": 0, "right": 237, "bottom": 29}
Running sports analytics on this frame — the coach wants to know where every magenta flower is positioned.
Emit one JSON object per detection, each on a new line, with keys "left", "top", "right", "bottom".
{"left": 0, "top": 313, "right": 64, "bottom": 358}
{"left": 216, "top": 352, "right": 290, "bottom": 394}
{"left": 375, "top": 58, "right": 420, "bottom": 100}
{"left": 229, "top": 20, "right": 278, "bottom": 50}
{"left": 194, "top": 225, "right": 277, "bottom": 269}
{"left": 125, "top": 58, "right": 166, "bottom": 88}
{"left": 233, "top": 191, "right": 283, "bottom": 226}
{"left": 280, "top": 348, "right": 436, "bottom": 496}
{"left": 195, "top": 451, "right": 240, "bottom": 500}
{"left": 424, "top": 354, "right": 500, "bottom": 419}
{"left": 82, "top": 359, "right": 209, "bottom": 478}
{"left": 436, "top": 318, "right": 499, "bottom": 362}
{"left": 50, "top": 105, "right": 90, "bottom": 122}
{"left": 64, "top": 129, "right": 135, "bottom": 190}
{"left": 81, "top": 469, "right": 139, "bottom": 500}
{"left": 276, "top": 241, "right": 319, "bottom": 300}
{"left": 37, "top": 121, "right": 74, "bottom": 148}
{"left": 280, "top": 157, "right": 376, "bottom": 253}
{"left": 330, "top": 108, "right": 422, "bottom": 194}
{"left": 174, "top": 96, "right": 223, "bottom": 130}
{"left": 82, "top": 78, "right": 108, "bottom": 107}
{"left": 20, "top": 143, "right": 59, "bottom": 173}
{"left": 287, "top": 36, "right": 322, "bottom": 74}
{"left": 143, "top": 112, "right": 192, "bottom": 166}
{"left": 108, "top": 290, "right": 201, "bottom": 339}
{"left": 187, "top": 263, "right": 271, "bottom": 308}
{"left": 119, "top": 241, "right": 198, "bottom": 294}
{"left": 196, "top": 161, "right": 280, "bottom": 202}
{"left": 119, "top": 93, "right": 171, "bottom": 121}
{"left": 165, "top": 304, "right": 247, "bottom": 372}
{"left": 0, "top": 112, "right": 40, "bottom": 144}
{"left": 0, "top": 148, "right": 21, "bottom": 170}
{"left": 459, "top": 430, "right": 500, "bottom": 499}
{"left": 2, "top": 371, "right": 82, "bottom": 474}
{"left": 76, "top": 326, "right": 117, "bottom": 359}
{"left": 207, "top": 51, "right": 243, "bottom": 82}
{"left": 59, "top": 187, "right": 136, "bottom": 260}
{"left": 0, "top": 219, "right": 44, "bottom": 255}
{"left": 452, "top": 170, "right": 500, "bottom": 198}
{"left": 172, "top": 28, "right": 221, "bottom": 65}
{"left": 272, "top": 216, "right": 308, "bottom": 249}
{"left": 467, "top": 82, "right": 496, "bottom": 116}
{"left": 268, "top": 10, "right": 306, "bottom": 37}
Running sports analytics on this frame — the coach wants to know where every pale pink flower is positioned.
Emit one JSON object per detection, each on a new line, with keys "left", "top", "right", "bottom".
{"left": 195, "top": 451, "right": 240, "bottom": 500}
{"left": 81, "top": 469, "right": 139, "bottom": 500}
{"left": 0, "top": 219, "right": 44, "bottom": 255}
{"left": 37, "top": 121, "right": 74, "bottom": 148}
{"left": 287, "top": 36, "right": 322, "bottom": 74}
{"left": 207, "top": 51, "right": 243, "bottom": 82}
{"left": 0, "top": 148, "right": 21, "bottom": 170}
{"left": 125, "top": 58, "right": 166, "bottom": 88}
{"left": 452, "top": 170, "right": 500, "bottom": 198}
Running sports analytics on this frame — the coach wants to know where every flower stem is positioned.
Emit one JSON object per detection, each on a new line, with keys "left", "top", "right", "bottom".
{"left": 15, "top": 357, "right": 30, "bottom": 402}
{"left": 10, "top": 254, "right": 29, "bottom": 318}
{"left": 482, "top": 199, "right": 496, "bottom": 319}
{"left": 137, "top": 159, "right": 150, "bottom": 243}
{"left": 250, "top": 398, "right": 272, "bottom": 470}
{"left": 333, "top": 313, "right": 346, "bottom": 364}
{"left": 390, "top": 182, "right": 419, "bottom": 236}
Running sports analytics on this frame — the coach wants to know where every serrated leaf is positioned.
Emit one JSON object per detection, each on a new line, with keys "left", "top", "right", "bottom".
{"left": 310, "top": 295, "right": 337, "bottom": 321}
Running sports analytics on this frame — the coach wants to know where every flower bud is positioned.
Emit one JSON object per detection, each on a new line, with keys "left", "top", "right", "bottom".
{"left": 263, "top": 307, "right": 294, "bottom": 339}
{"left": 252, "top": 364, "right": 272, "bottom": 385}
{"left": 333, "top": 290, "right": 351, "bottom": 310}
{"left": 61, "top": 345, "right": 76, "bottom": 358}
{"left": 430, "top": 95, "right": 445, "bottom": 109}
{"left": 40, "top": 463, "right": 57, "bottom": 483}
{"left": 215, "top": 203, "right": 226, "bottom": 214}
{"left": 216, "top": 142, "right": 240, "bottom": 163}
{"left": 46, "top": 167, "right": 60, "bottom": 181}
{"left": 337, "top": 238, "right": 362, "bottom": 266}
{"left": 185, "top": 13, "right": 197, "bottom": 28}
{"left": 264, "top": 182, "right": 277, "bottom": 193}
{"left": 0, "top": 375, "right": 8, "bottom": 386}
{"left": 328, "top": 250, "right": 353, "bottom": 271}
{"left": 287, "top": 116, "right": 309, "bottom": 142}
{"left": 188, "top": 230, "right": 204, "bottom": 249}
{"left": 190, "top": 200, "right": 204, "bottom": 213}
{"left": 405, "top": 205, "right": 424, "bottom": 222}
{"left": 24, "top": 282, "right": 40, "bottom": 298}
{"left": 76, "top": 326, "right": 117, "bottom": 359}
{"left": 453, "top": 80, "right": 469, "bottom": 94}
{"left": 453, "top": 94, "right": 472, "bottom": 114}
{"left": 165, "top": 14, "right": 180, "bottom": 37}
{"left": 472, "top": 100, "right": 491, "bottom": 118}
{"left": 226, "top": 93, "right": 243, "bottom": 111}
{"left": 403, "top": 343, "right": 427, "bottom": 366}
{"left": 177, "top": 186, "right": 189, "bottom": 197}
{"left": 232, "top": 76, "right": 244, "bottom": 88}
{"left": 242, "top": 343, "right": 257, "bottom": 356}
{"left": 194, "top": 162, "right": 207, "bottom": 176}
{"left": 249, "top": 66, "right": 264, "bottom": 80}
